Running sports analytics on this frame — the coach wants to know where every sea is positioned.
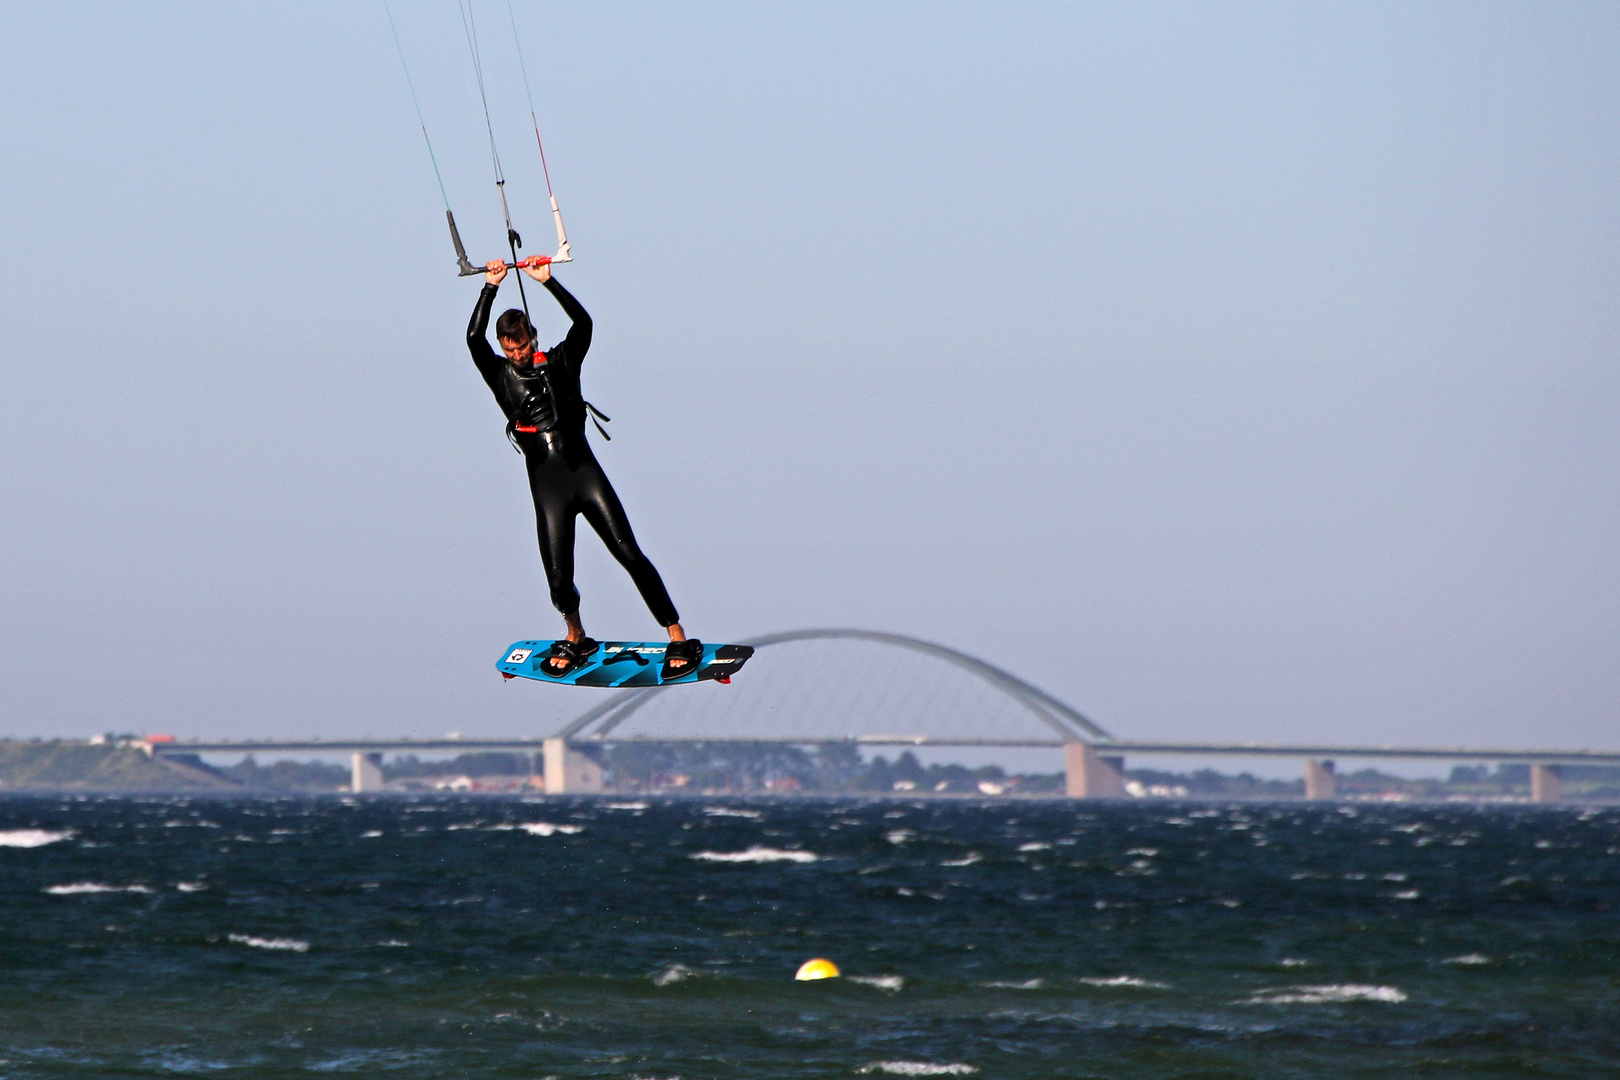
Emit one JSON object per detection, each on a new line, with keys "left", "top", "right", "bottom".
{"left": 0, "top": 796, "right": 1615, "bottom": 1079}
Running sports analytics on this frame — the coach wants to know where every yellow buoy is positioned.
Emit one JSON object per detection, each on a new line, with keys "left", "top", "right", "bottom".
{"left": 795, "top": 957, "right": 841, "bottom": 981}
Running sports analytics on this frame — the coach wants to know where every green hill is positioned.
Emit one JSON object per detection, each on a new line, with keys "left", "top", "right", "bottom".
{"left": 0, "top": 741, "right": 235, "bottom": 792}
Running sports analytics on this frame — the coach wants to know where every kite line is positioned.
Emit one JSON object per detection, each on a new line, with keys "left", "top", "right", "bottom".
{"left": 384, "top": 0, "right": 573, "bottom": 284}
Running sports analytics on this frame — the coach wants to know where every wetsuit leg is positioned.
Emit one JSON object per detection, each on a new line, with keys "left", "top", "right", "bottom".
{"left": 525, "top": 451, "right": 582, "bottom": 616}
{"left": 575, "top": 459, "right": 680, "bottom": 628}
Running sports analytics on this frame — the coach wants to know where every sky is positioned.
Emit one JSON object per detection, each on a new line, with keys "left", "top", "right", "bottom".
{"left": 0, "top": 2, "right": 1616, "bottom": 759}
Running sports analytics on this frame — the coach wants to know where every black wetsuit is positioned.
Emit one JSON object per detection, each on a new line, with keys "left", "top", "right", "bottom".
{"left": 468, "top": 278, "right": 679, "bottom": 627}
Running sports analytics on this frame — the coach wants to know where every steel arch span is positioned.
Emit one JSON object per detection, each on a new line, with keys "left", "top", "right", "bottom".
{"left": 553, "top": 628, "right": 1114, "bottom": 744}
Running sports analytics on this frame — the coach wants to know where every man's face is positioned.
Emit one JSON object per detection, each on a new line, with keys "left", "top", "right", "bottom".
{"left": 499, "top": 335, "right": 536, "bottom": 365}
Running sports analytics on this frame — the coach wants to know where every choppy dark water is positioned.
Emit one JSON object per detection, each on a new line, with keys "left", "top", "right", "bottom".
{"left": 0, "top": 796, "right": 1616, "bottom": 1079}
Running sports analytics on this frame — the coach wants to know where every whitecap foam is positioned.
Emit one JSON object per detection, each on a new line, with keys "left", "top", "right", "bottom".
{"left": 857, "top": 1064, "right": 977, "bottom": 1076}
{"left": 1080, "top": 975, "right": 1169, "bottom": 989}
{"left": 1017, "top": 842, "right": 1051, "bottom": 852}
{"left": 886, "top": 830, "right": 914, "bottom": 844}
{"left": 703, "top": 807, "right": 762, "bottom": 818}
{"left": 1279, "top": 958, "right": 1310, "bottom": 967}
{"left": 940, "top": 852, "right": 981, "bottom": 867}
{"left": 45, "top": 882, "right": 154, "bottom": 895}
{"left": 1442, "top": 953, "right": 1490, "bottom": 965}
{"left": 361, "top": 830, "right": 384, "bottom": 838}
{"left": 228, "top": 934, "right": 310, "bottom": 952}
{"left": 1245, "top": 984, "right": 1407, "bottom": 1004}
{"left": 691, "top": 847, "right": 817, "bottom": 863}
{"left": 1389, "top": 889, "right": 1421, "bottom": 900}
{"left": 175, "top": 882, "right": 207, "bottom": 893}
{"left": 497, "top": 822, "right": 583, "bottom": 836}
{"left": 653, "top": 964, "right": 695, "bottom": 986}
{"left": 983, "top": 979, "right": 1044, "bottom": 990}
{"left": 605, "top": 802, "right": 648, "bottom": 811}
{"left": 849, "top": 974, "right": 904, "bottom": 992}
{"left": 0, "top": 828, "right": 73, "bottom": 848}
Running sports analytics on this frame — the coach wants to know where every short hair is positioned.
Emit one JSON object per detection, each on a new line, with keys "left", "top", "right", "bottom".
{"left": 495, "top": 309, "right": 534, "bottom": 342}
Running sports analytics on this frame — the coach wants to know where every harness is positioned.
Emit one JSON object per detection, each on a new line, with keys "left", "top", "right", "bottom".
{"left": 503, "top": 351, "right": 612, "bottom": 452}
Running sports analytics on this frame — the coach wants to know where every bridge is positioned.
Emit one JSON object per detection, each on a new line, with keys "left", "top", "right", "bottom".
{"left": 151, "top": 629, "right": 1620, "bottom": 802}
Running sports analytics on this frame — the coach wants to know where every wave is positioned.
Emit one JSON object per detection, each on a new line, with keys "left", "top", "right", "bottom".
{"left": 858, "top": 1064, "right": 977, "bottom": 1076}
{"left": 175, "top": 882, "right": 207, "bottom": 892}
{"left": 604, "top": 802, "right": 648, "bottom": 811}
{"left": 1244, "top": 984, "right": 1407, "bottom": 1004}
{"left": 520, "top": 822, "right": 583, "bottom": 836}
{"left": 45, "top": 883, "right": 154, "bottom": 895}
{"left": 983, "top": 979, "right": 1045, "bottom": 990}
{"left": 228, "top": 934, "right": 310, "bottom": 953}
{"left": 849, "top": 975, "right": 904, "bottom": 991}
{"left": 940, "top": 852, "right": 981, "bottom": 867}
{"left": 0, "top": 828, "right": 73, "bottom": 848}
{"left": 1442, "top": 953, "right": 1490, "bottom": 965}
{"left": 483, "top": 822, "right": 583, "bottom": 836}
{"left": 653, "top": 964, "right": 696, "bottom": 986}
{"left": 691, "top": 847, "right": 818, "bottom": 863}
{"left": 1018, "top": 842, "right": 1051, "bottom": 851}
{"left": 1080, "top": 975, "right": 1169, "bottom": 989}
{"left": 703, "top": 807, "right": 762, "bottom": 818}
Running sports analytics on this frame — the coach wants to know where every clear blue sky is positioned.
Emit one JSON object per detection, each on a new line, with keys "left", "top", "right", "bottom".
{"left": 1, "top": 2, "right": 1616, "bottom": 751}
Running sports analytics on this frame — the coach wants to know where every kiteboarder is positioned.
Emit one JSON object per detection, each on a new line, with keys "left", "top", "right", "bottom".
{"left": 468, "top": 258, "right": 699, "bottom": 680}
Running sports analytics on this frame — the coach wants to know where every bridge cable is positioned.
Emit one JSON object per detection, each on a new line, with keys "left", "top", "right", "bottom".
{"left": 553, "top": 629, "right": 1114, "bottom": 743}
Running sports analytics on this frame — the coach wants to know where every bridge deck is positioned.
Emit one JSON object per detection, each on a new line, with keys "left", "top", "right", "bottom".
{"left": 149, "top": 737, "right": 1620, "bottom": 765}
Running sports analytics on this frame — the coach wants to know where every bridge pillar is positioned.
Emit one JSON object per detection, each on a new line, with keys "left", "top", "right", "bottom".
{"left": 1530, "top": 763, "right": 1562, "bottom": 804}
{"left": 1305, "top": 759, "right": 1336, "bottom": 801}
{"left": 1065, "top": 743, "right": 1126, "bottom": 798}
{"left": 543, "top": 738, "right": 603, "bottom": 795}
{"left": 350, "top": 752, "right": 384, "bottom": 794}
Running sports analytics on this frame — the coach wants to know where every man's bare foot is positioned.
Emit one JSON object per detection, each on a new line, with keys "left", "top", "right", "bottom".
{"left": 547, "top": 614, "right": 588, "bottom": 674}
{"left": 662, "top": 625, "right": 701, "bottom": 678}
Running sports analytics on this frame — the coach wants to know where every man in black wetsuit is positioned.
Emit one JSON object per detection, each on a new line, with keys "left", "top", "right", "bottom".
{"left": 469, "top": 258, "right": 699, "bottom": 679}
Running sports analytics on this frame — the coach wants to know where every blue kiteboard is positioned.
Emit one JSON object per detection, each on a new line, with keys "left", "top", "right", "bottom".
{"left": 497, "top": 641, "right": 755, "bottom": 687}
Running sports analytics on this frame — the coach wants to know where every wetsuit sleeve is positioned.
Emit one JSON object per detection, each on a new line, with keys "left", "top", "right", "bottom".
{"left": 466, "top": 283, "right": 504, "bottom": 391}
{"left": 542, "top": 277, "right": 592, "bottom": 370}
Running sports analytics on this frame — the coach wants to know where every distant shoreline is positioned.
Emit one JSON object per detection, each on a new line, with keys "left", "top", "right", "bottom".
{"left": 3, "top": 739, "right": 1617, "bottom": 802}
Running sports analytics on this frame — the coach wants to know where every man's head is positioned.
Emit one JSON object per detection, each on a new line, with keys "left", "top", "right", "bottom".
{"left": 495, "top": 308, "right": 537, "bottom": 363}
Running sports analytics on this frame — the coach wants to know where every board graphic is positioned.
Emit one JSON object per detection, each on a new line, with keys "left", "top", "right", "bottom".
{"left": 497, "top": 641, "right": 755, "bottom": 687}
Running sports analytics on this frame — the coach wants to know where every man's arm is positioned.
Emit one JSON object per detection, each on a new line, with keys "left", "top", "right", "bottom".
{"left": 467, "top": 261, "right": 506, "bottom": 385}
{"left": 527, "top": 269, "right": 591, "bottom": 366}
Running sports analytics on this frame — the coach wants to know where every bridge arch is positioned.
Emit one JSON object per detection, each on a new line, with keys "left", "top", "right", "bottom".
{"left": 554, "top": 628, "right": 1113, "bottom": 743}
